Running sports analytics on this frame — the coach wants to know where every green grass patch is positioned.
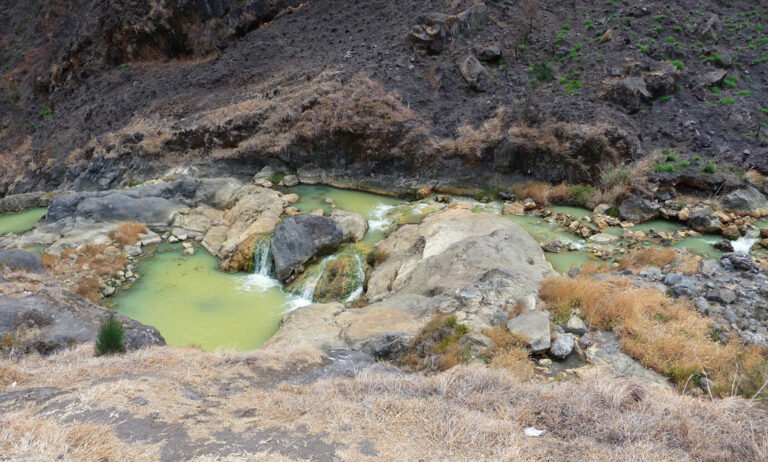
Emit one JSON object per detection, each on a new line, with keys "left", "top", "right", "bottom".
{"left": 95, "top": 315, "right": 126, "bottom": 357}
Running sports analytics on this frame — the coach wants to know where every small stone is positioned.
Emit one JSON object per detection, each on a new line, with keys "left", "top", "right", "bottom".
{"left": 564, "top": 316, "right": 588, "bottom": 336}
{"left": 310, "top": 209, "right": 324, "bottom": 216}
{"left": 506, "top": 310, "right": 550, "bottom": 353}
{"left": 550, "top": 333, "right": 576, "bottom": 359}
{"left": 284, "top": 207, "right": 301, "bottom": 217}
{"left": 124, "top": 245, "right": 142, "bottom": 257}
{"left": 282, "top": 175, "right": 299, "bottom": 187}
{"left": 502, "top": 201, "right": 525, "bottom": 216}
{"left": 182, "top": 242, "right": 193, "bottom": 249}
{"left": 588, "top": 233, "right": 619, "bottom": 244}
{"left": 102, "top": 286, "right": 116, "bottom": 297}
{"left": 183, "top": 247, "right": 195, "bottom": 256}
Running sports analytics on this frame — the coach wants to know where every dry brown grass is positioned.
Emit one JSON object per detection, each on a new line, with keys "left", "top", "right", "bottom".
{"left": 437, "top": 107, "right": 506, "bottom": 161}
{"left": 510, "top": 180, "right": 550, "bottom": 205}
{"left": 546, "top": 182, "right": 571, "bottom": 204}
{"left": 1, "top": 344, "right": 767, "bottom": 461}
{"left": 541, "top": 274, "right": 768, "bottom": 397}
{"left": 746, "top": 169, "right": 766, "bottom": 189}
{"left": 617, "top": 247, "right": 679, "bottom": 271}
{"left": 484, "top": 325, "right": 534, "bottom": 378}
{"left": 109, "top": 221, "right": 149, "bottom": 246}
{"left": 617, "top": 247, "right": 703, "bottom": 275}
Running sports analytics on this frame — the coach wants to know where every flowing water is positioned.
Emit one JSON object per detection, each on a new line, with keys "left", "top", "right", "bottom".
{"left": 0, "top": 208, "right": 47, "bottom": 235}
{"left": 292, "top": 185, "right": 404, "bottom": 245}
{"left": 114, "top": 244, "right": 302, "bottom": 351}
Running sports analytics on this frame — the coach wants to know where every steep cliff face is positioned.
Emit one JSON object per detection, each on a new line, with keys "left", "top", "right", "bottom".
{"left": 1, "top": 0, "right": 766, "bottom": 196}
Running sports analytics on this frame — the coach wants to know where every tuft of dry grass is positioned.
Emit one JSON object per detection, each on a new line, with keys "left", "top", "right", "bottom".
{"left": 617, "top": 247, "right": 702, "bottom": 275}
{"left": 510, "top": 181, "right": 550, "bottom": 205}
{"left": 437, "top": 107, "right": 506, "bottom": 161}
{"left": 483, "top": 325, "right": 534, "bottom": 379}
{"left": 541, "top": 274, "right": 768, "bottom": 398}
{"left": 546, "top": 182, "right": 571, "bottom": 204}
{"left": 617, "top": 247, "right": 679, "bottom": 271}
{"left": 109, "top": 221, "right": 149, "bottom": 246}
{"left": 746, "top": 169, "right": 766, "bottom": 189}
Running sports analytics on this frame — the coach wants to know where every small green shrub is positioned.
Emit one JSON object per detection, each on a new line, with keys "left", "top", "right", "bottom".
{"left": 665, "top": 153, "right": 677, "bottom": 162}
{"left": 678, "top": 160, "right": 690, "bottom": 167}
{"left": 94, "top": 315, "right": 125, "bottom": 356}
{"left": 656, "top": 164, "right": 676, "bottom": 173}
{"left": 670, "top": 59, "right": 684, "bottom": 70}
{"left": 701, "top": 162, "right": 716, "bottom": 174}
{"left": 529, "top": 62, "right": 555, "bottom": 82}
{"left": 692, "top": 155, "right": 702, "bottom": 162}
{"left": 718, "top": 97, "right": 735, "bottom": 105}
{"left": 570, "top": 184, "right": 596, "bottom": 206}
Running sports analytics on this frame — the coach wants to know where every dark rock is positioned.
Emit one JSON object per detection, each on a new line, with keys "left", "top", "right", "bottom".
{"left": 699, "top": 259, "right": 721, "bottom": 276}
{"left": 0, "top": 293, "right": 164, "bottom": 355}
{"left": 457, "top": 55, "right": 492, "bottom": 92}
{"left": 721, "top": 252, "right": 759, "bottom": 273}
{"left": 459, "top": 332, "right": 495, "bottom": 357}
{"left": 619, "top": 197, "right": 660, "bottom": 223}
{"left": 474, "top": 43, "right": 501, "bottom": 62}
{"left": 542, "top": 240, "right": 566, "bottom": 253}
{"left": 601, "top": 76, "right": 651, "bottom": 113}
{"left": 410, "top": 4, "right": 486, "bottom": 53}
{"left": 643, "top": 65, "right": 680, "bottom": 98}
{"left": 271, "top": 215, "right": 343, "bottom": 281}
{"left": 360, "top": 333, "right": 412, "bottom": 360}
{"left": 0, "top": 249, "right": 45, "bottom": 274}
{"left": 671, "top": 278, "right": 699, "bottom": 297}
{"left": 664, "top": 273, "right": 683, "bottom": 286}
{"left": 695, "top": 70, "right": 727, "bottom": 89}
{"left": 707, "top": 288, "right": 737, "bottom": 304}
{"left": 687, "top": 207, "right": 721, "bottom": 234}
{"left": 714, "top": 240, "right": 734, "bottom": 252}
{"left": 720, "top": 187, "right": 768, "bottom": 214}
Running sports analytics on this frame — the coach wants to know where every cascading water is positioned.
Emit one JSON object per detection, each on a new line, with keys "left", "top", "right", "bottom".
{"left": 344, "top": 254, "right": 366, "bottom": 302}
{"left": 253, "top": 237, "right": 272, "bottom": 276}
{"left": 732, "top": 229, "right": 760, "bottom": 254}
{"left": 291, "top": 255, "right": 338, "bottom": 307}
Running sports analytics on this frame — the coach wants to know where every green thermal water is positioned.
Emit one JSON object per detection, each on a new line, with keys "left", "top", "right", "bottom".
{"left": 0, "top": 208, "right": 47, "bottom": 235}
{"left": 292, "top": 185, "right": 404, "bottom": 245}
{"left": 549, "top": 205, "right": 593, "bottom": 220}
{"left": 109, "top": 187, "right": 757, "bottom": 351}
{"left": 114, "top": 245, "right": 297, "bottom": 351}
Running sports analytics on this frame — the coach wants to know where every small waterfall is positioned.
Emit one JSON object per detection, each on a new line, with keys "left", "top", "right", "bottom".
{"left": 344, "top": 254, "right": 366, "bottom": 302}
{"left": 732, "top": 229, "right": 760, "bottom": 254}
{"left": 295, "top": 255, "right": 337, "bottom": 303}
{"left": 253, "top": 237, "right": 272, "bottom": 276}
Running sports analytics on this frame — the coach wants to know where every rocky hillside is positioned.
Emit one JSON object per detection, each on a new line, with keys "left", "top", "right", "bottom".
{"left": 1, "top": 0, "right": 766, "bottom": 196}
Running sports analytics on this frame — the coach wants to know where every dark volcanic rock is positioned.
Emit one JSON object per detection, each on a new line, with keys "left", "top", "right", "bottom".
{"left": 0, "top": 293, "right": 164, "bottom": 355}
{"left": 720, "top": 187, "right": 768, "bottom": 214}
{"left": 619, "top": 197, "right": 659, "bottom": 223}
{"left": 687, "top": 207, "right": 721, "bottom": 234}
{"left": 0, "top": 249, "right": 45, "bottom": 274}
{"left": 271, "top": 215, "right": 343, "bottom": 281}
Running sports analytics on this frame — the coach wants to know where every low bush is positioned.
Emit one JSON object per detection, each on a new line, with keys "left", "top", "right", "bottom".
{"left": 701, "top": 162, "right": 716, "bottom": 174}
{"left": 656, "top": 163, "right": 676, "bottom": 173}
{"left": 94, "top": 315, "right": 126, "bottom": 357}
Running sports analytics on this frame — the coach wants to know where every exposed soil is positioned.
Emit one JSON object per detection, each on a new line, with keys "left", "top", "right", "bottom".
{"left": 1, "top": 0, "right": 766, "bottom": 195}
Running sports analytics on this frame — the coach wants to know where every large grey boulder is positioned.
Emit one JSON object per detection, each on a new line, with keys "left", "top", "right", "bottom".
{"left": 687, "top": 207, "right": 721, "bottom": 233}
{"left": 0, "top": 249, "right": 45, "bottom": 274}
{"left": 46, "top": 177, "right": 242, "bottom": 226}
{"left": 271, "top": 215, "right": 343, "bottom": 281}
{"left": 368, "top": 208, "right": 555, "bottom": 306}
{"left": 550, "top": 333, "right": 575, "bottom": 359}
{"left": 619, "top": 197, "right": 660, "bottom": 223}
{"left": 506, "top": 310, "right": 550, "bottom": 353}
{"left": 0, "top": 292, "right": 164, "bottom": 355}
{"left": 720, "top": 187, "right": 768, "bottom": 214}
{"left": 330, "top": 210, "right": 367, "bottom": 242}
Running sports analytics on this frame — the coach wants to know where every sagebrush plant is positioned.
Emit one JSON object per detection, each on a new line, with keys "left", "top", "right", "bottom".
{"left": 95, "top": 315, "right": 125, "bottom": 356}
